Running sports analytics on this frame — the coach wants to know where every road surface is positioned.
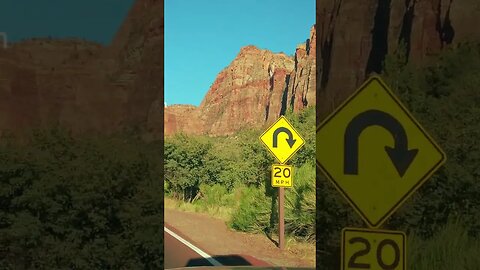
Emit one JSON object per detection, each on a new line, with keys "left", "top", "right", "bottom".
{"left": 164, "top": 225, "right": 271, "bottom": 269}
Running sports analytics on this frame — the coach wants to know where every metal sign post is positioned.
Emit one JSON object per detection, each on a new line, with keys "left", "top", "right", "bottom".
{"left": 260, "top": 116, "right": 305, "bottom": 250}
{"left": 278, "top": 187, "right": 285, "bottom": 250}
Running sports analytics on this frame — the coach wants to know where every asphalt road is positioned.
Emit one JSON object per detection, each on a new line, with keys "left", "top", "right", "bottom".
{"left": 164, "top": 225, "right": 271, "bottom": 269}
{"left": 164, "top": 226, "right": 218, "bottom": 269}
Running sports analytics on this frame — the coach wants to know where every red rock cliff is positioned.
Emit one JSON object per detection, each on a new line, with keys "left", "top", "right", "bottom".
{"left": 0, "top": 0, "right": 315, "bottom": 138}
{"left": 0, "top": 0, "right": 164, "bottom": 136}
{"left": 317, "top": 0, "right": 480, "bottom": 121}
{"left": 287, "top": 25, "right": 316, "bottom": 114}
{"left": 164, "top": 26, "right": 317, "bottom": 136}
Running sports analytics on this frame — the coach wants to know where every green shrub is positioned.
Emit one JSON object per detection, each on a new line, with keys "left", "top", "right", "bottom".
{"left": 0, "top": 129, "right": 163, "bottom": 269}
{"left": 382, "top": 42, "right": 480, "bottom": 238}
{"left": 164, "top": 104, "right": 317, "bottom": 241}
{"left": 164, "top": 134, "right": 214, "bottom": 201}
{"left": 286, "top": 106, "right": 316, "bottom": 167}
{"left": 164, "top": 178, "right": 170, "bottom": 195}
{"left": 228, "top": 162, "right": 316, "bottom": 242}
{"left": 197, "top": 183, "right": 235, "bottom": 208}
{"left": 408, "top": 217, "right": 480, "bottom": 270}
{"left": 285, "top": 161, "right": 315, "bottom": 241}
{"left": 229, "top": 186, "right": 271, "bottom": 233}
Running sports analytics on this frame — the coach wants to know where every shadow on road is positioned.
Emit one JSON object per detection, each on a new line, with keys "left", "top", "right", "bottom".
{"left": 186, "top": 254, "right": 255, "bottom": 267}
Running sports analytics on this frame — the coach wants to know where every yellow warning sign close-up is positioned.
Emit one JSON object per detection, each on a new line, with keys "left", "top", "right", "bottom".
{"left": 342, "top": 227, "right": 406, "bottom": 270}
{"left": 260, "top": 116, "right": 305, "bottom": 164}
{"left": 271, "top": 164, "right": 293, "bottom": 188}
{"left": 316, "top": 76, "right": 446, "bottom": 228}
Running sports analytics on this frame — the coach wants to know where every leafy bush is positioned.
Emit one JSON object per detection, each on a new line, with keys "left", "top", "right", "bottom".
{"left": 164, "top": 134, "right": 214, "bottom": 201}
{"left": 286, "top": 106, "right": 316, "bottom": 167}
{"left": 229, "top": 185, "right": 271, "bottom": 232}
{"left": 382, "top": 42, "right": 480, "bottom": 238}
{"left": 0, "top": 129, "right": 163, "bottom": 269}
{"left": 408, "top": 217, "right": 480, "bottom": 270}
{"left": 164, "top": 106, "right": 316, "bottom": 241}
{"left": 195, "top": 183, "right": 237, "bottom": 211}
{"left": 315, "top": 172, "right": 363, "bottom": 268}
{"left": 229, "top": 161, "right": 317, "bottom": 241}
{"left": 285, "top": 161, "right": 316, "bottom": 241}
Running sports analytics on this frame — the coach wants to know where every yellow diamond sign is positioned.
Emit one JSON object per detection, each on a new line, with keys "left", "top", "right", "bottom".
{"left": 316, "top": 76, "right": 446, "bottom": 228}
{"left": 260, "top": 116, "right": 305, "bottom": 164}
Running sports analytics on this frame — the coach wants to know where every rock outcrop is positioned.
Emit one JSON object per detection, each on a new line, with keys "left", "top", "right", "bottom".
{"left": 0, "top": 39, "right": 120, "bottom": 134}
{"left": 5, "top": 0, "right": 480, "bottom": 137}
{"left": 196, "top": 46, "right": 295, "bottom": 135}
{"left": 108, "top": 0, "right": 164, "bottom": 128}
{"left": 287, "top": 25, "right": 316, "bottom": 114}
{"left": 0, "top": 0, "right": 315, "bottom": 138}
{"left": 165, "top": 26, "right": 317, "bottom": 136}
{"left": 317, "top": 0, "right": 480, "bottom": 122}
{"left": 163, "top": 105, "right": 203, "bottom": 136}
{"left": 0, "top": 0, "right": 164, "bottom": 137}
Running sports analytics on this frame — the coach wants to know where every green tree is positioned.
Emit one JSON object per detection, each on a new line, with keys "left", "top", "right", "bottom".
{"left": 0, "top": 129, "right": 163, "bottom": 269}
{"left": 382, "top": 42, "right": 480, "bottom": 237}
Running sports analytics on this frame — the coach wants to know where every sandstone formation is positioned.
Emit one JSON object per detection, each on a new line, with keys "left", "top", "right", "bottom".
{"left": 317, "top": 0, "right": 480, "bottom": 122}
{"left": 287, "top": 25, "right": 316, "bottom": 114}
{"left": 163, "top": 105, "right": 203, "bottom": 136}
{"left": 0, "top": 0, "right": 315, "bottom": 138}
{"left": 165, "top": 26, "right": 317, "bottom": 136}
{"left": 4, "top": 0, "right": 480, "bottom": 138}
{"left": 108, "top": 0, "right": 164, "bottom": 129}
{"left": 0, "top": 0, "right": 164, "bottom": 137}
{"left": 197, "top": 45, "right": 295, "bottom": 135}
{"left": 0, "top": 39, "right": 118, "bottom": 134}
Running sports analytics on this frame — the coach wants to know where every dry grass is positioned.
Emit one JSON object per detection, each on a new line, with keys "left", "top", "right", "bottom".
{"left": 164, "top": 197, "right": 232, "bottom": 221}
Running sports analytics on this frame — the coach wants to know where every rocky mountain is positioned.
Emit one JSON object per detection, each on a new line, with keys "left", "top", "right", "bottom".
{"left": 1, "top": 0, "right": 314, "bottom": 138}
{"left": 4, "top": 0, "right": 480, "bottom": 139}
{"left": 317, "top": 0, "right": 480, "bottom": 122}
{"left": 0, "top": 0, "right": 163, "bottom": 137}
{"left": 165, "top": 25, "right": 316, "bottom": 136}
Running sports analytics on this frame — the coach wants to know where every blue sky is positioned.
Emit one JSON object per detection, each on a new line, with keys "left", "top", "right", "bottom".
{"left": 0, "top": 0, "right": 315, "bottom": 106}
{"left": 0, "top": 0, "right": 134, "bottom": 44}
{"left": 165, "top": 0, "right": 315, "bottom": 106}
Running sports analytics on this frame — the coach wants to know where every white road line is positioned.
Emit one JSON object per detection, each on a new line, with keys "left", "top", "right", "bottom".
{"left": 164, "top": 226, "right": 223, "bottom": 266}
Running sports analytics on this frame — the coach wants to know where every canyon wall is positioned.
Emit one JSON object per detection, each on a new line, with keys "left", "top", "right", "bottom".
{"left": 164, "top": 26, "right": 316, "bottom": 136}
{"left": 317, "top": 0, "right": 480, "bottom": 122}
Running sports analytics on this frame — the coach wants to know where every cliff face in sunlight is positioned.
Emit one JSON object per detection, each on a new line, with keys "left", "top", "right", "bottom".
{"left": 317, "top": 0, "right": 480, "bottom": 121}
{"left": 165, "top": 26, "right": 316, "bottom": 136}
{"left": 0, "top": 0, "right": 164, "bottom": 137}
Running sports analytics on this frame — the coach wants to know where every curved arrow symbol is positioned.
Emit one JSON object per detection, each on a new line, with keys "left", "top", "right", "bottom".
{"left": 344, "top": 109, "right": 418, "bottom": 177}
{"left": 273, "top": 127, "right": 296, "bottom": 148}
